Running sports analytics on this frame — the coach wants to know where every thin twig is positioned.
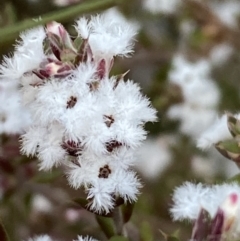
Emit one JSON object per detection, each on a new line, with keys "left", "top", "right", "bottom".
{"left": 0, "top": 0, "right": 126, "bottom": 46}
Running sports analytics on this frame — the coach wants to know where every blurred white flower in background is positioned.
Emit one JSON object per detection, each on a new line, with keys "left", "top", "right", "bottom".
{"left": 0, "top": 80, "right": 31, "bottom": 135}
{"left": 209, "top": 0, "right": 240, "bottom": 28}
{"left": 167, "top": 54, "right": 220, "bottom": 138}
{"left": 31, "top": 194, "right": 53, "bottom": 214}
{"left": 142, "top": 0, "right": 180, "bottom": 14}
{"left": 135, "top": 136, "right": 173, "bottom": 180}
{"left": 210, "top": 43, "right": 233, "bottom": 66}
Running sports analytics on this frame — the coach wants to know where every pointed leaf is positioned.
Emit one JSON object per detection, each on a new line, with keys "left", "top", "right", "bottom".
{"left": 73, "top": 37, "right": 83, "bottom": 51}
{"left": 227, "top": 114, "right": 240, "bottom": 137}
{"left": 215, "top": 140, "right": 240, "bottom": 165}
{"left": 95, "top": 215, "right": 115, "bottom": 239}
{"left": 208, "top": 208, "right": 224, "bottom": 241}
{"left": 60, "top": 49, "right": 77, "bottom": 63}
{"left": 75, "top": 39, "right": 92, "bottom": 65}
{"left": 191, "top": 208, "right": 210, "bottom": 241}
{"left": 122, "top": 201, "right": 134, "bottom": 223}
{"left": 216, "top": 140, "right": 240, "bottom": 154}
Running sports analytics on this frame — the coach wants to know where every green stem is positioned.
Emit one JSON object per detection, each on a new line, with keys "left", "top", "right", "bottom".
{"left": 0, "top": 0, "right": 125, "bottom": 45}
{"left": 112, "top": 206, "right": 126, "bottom": 236}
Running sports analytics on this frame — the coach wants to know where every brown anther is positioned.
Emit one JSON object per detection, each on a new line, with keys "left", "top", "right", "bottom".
{"left": 98, "top": 165, "right": 111, "bottom": 178}
{"left": 103, "top": 115, "right": 114, "bottom": 128}
{"left": 105, "top": 140, "right": 122, "bottom": 153}
{"left": 67, "top": 96, "right": 77, "bottom": 109}
{"left": 62, "top": 140, "right": 83, "bottom": 157}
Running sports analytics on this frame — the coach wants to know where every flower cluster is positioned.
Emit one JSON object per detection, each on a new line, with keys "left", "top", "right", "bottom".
{"left": 0, "top": 13, "right": 156, "bottom": 214}
{"left": 167, "top": 54, "right": 220, "bottom": 138}
{"left": 171, "top": 182, "right": 240, "bottom": 241}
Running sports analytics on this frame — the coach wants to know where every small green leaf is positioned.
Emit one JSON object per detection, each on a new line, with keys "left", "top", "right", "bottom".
{"left": 73, "top": 37, "right": 83, "bottom": 51}
{"left": 227, "top": 114, "right": 240, "bottom": 137}
{"left": 216, "top": 139, "right": 240, "bottom": 154}
{"left": 95, "top": 215, "right": 115, "bottom": 239}
{"left": 60, "top": 48, "right": 77, "bottom": 63}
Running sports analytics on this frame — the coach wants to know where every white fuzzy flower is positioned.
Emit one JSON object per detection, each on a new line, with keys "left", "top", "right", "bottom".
{"left": 68, "top": 155, "right": 141, "bottom": 213}
{"left": 197, "top": 114, "right": 232, "bottom": 149}
{"left": 170, "top": 182, "right": 240, "bottom": 221}
{"left": 1, "top": 14, "right": 156, "bottom": 214}
{"left": 75, "top": 10, "right": 138, "bottom": 71}
{"left": 0, "top": 27, "right": 46, "bottom": 80}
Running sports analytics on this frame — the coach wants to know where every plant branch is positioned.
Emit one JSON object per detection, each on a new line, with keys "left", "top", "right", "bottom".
{"left": 112, "top": 206, "right": 125, "bottom": 236}
{"left": 0, "top": 0, "right": 126, "bottom": 46}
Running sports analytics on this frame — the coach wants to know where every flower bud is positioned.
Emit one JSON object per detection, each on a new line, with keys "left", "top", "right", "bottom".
{"left": 221, "top": 193, "right": 239, "bottom": 234}
{"left": 227, "top": 114, "right": 240, "bottom": 137}
{"left": 46, "top": 21, "right": 76, "bottom": 56}
{"left": 33, "top": 60, "right": 73, "bottom": 79}
{"left": 215, "top": 139, "right": 240, "bottom": 167}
